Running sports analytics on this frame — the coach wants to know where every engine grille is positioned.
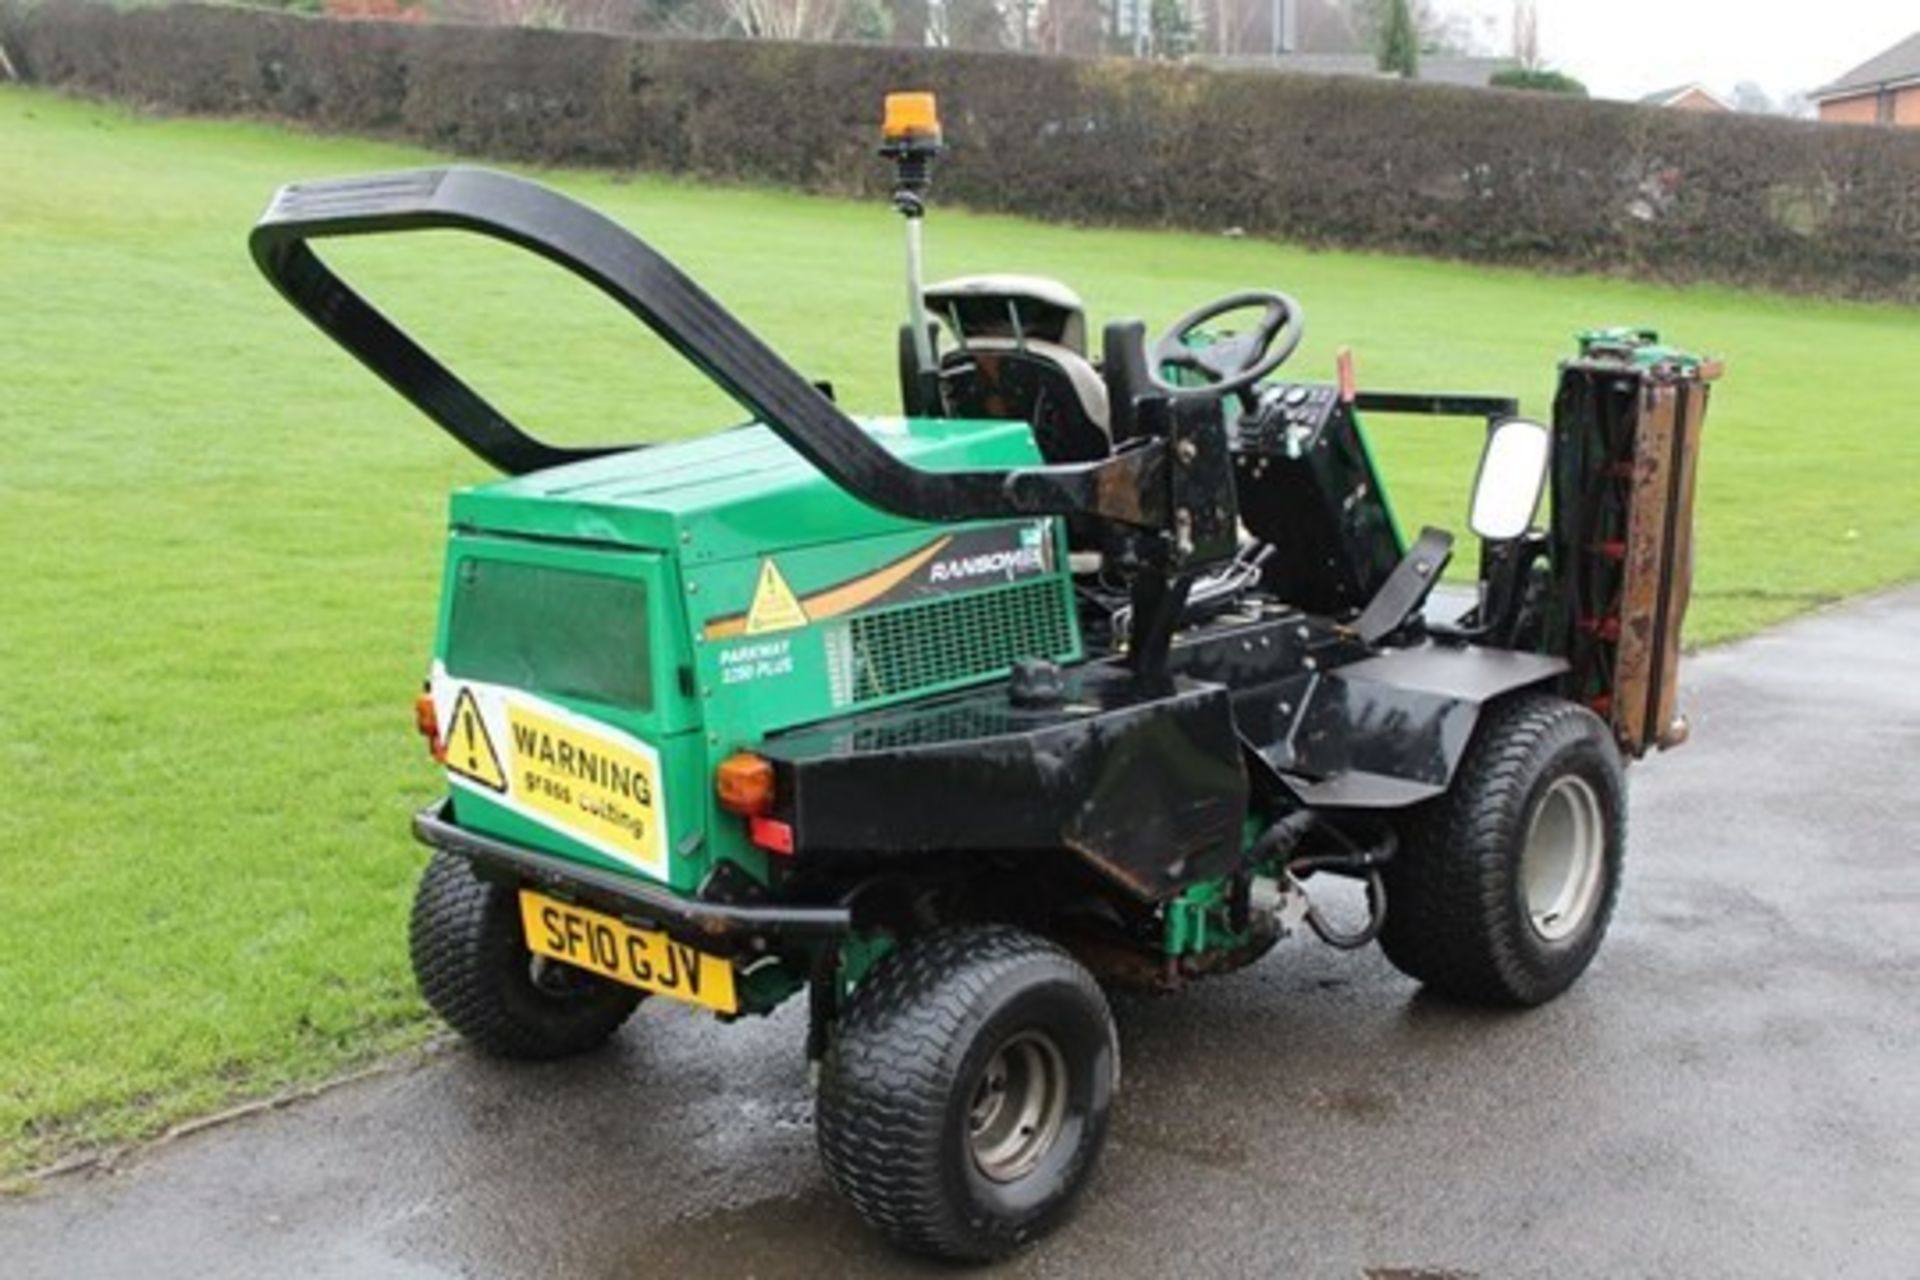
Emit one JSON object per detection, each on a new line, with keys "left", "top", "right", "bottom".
{"left": 825, "top": 578, "right": 1075, "bottom": 709}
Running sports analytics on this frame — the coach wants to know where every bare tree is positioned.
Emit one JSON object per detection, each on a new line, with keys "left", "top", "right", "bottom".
{"left": 938, "top": 0, "right": 1018, "bottom": 49}
{"left": 1511, "top": 0, "right": 1538, "bottom": 70}
{"left": 1341, "top": 0, "right": 1489, "bottom": 57}
{"left": 652, "top": 0, "right": 749, "bottom": 35}
{"left": 1034, "top": 0, "right": 1105, "bottom": 55}
{"left": 1293, "top": 0, "right": 1362, "bottom": 52}
{"left": 717, "top": 0, "right": 851, "bottom": 37}
{"left": 1418, "top": 0, "right": 1492, "bottom": 54}
{"left": 1202, "top": 0, "right": 1256, "bottom": 55}
{"left": 894, "top": 0, "right": 930, "bottom": 43}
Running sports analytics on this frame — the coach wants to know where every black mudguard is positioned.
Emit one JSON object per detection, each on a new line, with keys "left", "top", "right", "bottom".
{"left": 1161, "top": 612, "right": 1569, "bottom": 811}
{"left": 761, "top": 664, "right": 1248, "bottom": 901}
{"left": 1259, "top": 644, "right": 1569, "bottom": 808}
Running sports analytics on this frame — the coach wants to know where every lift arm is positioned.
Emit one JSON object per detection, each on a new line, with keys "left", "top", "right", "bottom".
{"left": 249, "top": 166, "right": 1168, "bottom": 528}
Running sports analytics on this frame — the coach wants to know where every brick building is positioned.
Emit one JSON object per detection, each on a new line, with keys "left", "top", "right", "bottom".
{"left": 1814, "top": 32, "right": 1920, "bottom": 126}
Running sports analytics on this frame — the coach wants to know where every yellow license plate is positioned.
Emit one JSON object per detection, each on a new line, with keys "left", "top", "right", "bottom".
{"left": 519, "top": 889, "right": 738, "bottom": 1014}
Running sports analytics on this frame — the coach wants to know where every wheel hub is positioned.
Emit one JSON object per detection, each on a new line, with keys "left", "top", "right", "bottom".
{"left": 528, "top": 954, "right": 591, "bottom": 997}
{"left": 967, "top": 1029, "right": 1069, "bottom": 1183}
{"left": 1520, "top": 774, "right": 1606, "bottom": 942}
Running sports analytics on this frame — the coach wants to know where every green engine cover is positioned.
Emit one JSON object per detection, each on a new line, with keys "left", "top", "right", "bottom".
{"left": 425, "top": 416, "right": 1082, "bottom": 894}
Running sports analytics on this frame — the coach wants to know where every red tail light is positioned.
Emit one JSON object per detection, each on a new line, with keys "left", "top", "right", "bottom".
{"left": 749, "top": 816, "right": 795, "bottom": 856}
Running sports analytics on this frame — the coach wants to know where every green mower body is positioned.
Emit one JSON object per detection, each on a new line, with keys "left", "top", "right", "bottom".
{"left": 431, "top": 416, "right": 1075, "bottom": 910}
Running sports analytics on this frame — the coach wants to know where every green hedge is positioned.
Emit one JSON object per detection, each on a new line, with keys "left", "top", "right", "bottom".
{"left": 6, "top": 1, "right": 1919, "bottom": 299}
{"left": 1488, "top": 67, "right": 1587, "bottom": 96}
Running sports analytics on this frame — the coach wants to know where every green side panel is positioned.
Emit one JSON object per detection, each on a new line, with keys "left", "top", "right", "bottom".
{"left": 1349, "top": 410, "right": 1406, "bottom": 554}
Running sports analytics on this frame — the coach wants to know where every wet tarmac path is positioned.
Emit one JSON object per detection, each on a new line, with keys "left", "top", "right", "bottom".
{"left": 5, "top": 588, "right": 1917, "bottom": 1278}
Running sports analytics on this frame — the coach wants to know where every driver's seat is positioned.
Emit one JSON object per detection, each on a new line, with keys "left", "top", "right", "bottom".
{"left": 920, "top": 276, "right": 1112, "bottom": 463}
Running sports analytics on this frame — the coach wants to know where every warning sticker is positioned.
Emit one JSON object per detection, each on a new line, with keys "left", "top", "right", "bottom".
{"left": 505, "top": 702, "right": 662, "bottom": 873}
{"left": 433, "top": 670, "right": 669, "bottom": 881}
{"left": 444, "top": 687, "right": 506, "bottom": 792}
{"left": 744, "top": 558, "right": 809, "bottom": 635}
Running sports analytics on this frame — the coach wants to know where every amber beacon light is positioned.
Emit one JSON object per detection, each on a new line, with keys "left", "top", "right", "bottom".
{"left": 882, "top": 92, "right": 942, "bottom": 148}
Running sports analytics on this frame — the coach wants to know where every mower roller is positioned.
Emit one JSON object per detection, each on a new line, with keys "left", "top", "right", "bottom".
{"left": 252, "top": 93, "right": 1719, "bottom": 1261}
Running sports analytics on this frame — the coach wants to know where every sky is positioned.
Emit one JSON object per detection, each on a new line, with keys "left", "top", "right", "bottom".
{"left": 1445, "top": 0, "right": 1919, "bottom": 106}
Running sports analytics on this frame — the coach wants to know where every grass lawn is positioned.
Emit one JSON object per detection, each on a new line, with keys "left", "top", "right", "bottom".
{"left": 2, "top": 84, "right": 1916, "bottom": 1180}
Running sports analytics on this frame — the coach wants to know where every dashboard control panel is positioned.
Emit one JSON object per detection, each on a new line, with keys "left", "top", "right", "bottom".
{"left": 1233, "top": 382, "right": 1343, "bottom": 457}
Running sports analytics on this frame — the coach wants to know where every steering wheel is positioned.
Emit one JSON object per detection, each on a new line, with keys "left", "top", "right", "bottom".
{"left": 1147, "top": 290, "right": 1304, "bottom": 401}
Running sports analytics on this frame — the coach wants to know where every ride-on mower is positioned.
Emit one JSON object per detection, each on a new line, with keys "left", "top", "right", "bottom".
{"left": 251, "top": 93, "right": 1717, "bottom": 1260}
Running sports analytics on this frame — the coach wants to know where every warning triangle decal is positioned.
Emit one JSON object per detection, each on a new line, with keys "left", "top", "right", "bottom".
{"left": 744, "top": 558, "right": 809, "bottom": 635}
{"left": 444, "top": 687, "right": 507, "bottom": 793}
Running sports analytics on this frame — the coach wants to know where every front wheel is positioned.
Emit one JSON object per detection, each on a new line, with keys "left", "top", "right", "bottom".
{"left": 815, "top": 927, "right": 1118, "bottom": 1262}
{"left": 1379, "top": 694, "right": 1626, "bottom": 1007}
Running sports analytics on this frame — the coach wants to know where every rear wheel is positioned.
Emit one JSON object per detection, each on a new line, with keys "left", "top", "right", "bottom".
{"left": 409, "top": 850, "right": 642, "bottom": 1059}
{"left": 815, "top": 927, "right": 1118, "bottom": 1262}
{"left": 1379, "top": 694, "right": 1626, "bottom": 1006}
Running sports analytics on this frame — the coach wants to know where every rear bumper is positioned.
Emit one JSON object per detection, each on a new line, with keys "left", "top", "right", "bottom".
{"left": 411, "top": 801, "right": 850, "bottom": 941}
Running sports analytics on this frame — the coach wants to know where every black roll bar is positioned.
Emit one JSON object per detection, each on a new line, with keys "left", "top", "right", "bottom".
{"left": 249, "top": 166, "right": 1165, "bottom": 528}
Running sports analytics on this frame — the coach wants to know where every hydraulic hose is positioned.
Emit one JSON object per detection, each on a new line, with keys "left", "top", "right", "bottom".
{"left": 1249, "top": 816, "right": 1395, "bottom": 951}
{"left": 1294, "top": 866, "right": 1387, "bottom": 951}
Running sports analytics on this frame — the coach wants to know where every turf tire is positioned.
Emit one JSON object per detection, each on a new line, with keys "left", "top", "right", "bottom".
{"left": 409, "top": 850, "right": 642, "bottom": 1059}
{"left": 1379, "top": 694, "right": 1626, "bottom": 1007}
{"left": 816, "top": 927, "right": 1118, "bottom": 1262}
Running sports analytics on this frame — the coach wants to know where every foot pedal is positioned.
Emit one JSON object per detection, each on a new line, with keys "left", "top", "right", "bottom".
{"left": 1351, "top": 526, "right": 1454, "bottom": 645}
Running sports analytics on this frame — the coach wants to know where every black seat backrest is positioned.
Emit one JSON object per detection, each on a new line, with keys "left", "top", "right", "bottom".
{"left": 937, "top": 343, "right": 1111, "bottom": 465}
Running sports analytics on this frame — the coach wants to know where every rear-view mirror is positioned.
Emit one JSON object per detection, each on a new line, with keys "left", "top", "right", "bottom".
{"left": 1470, "top": 418, "right": 1551, "bottom": 541}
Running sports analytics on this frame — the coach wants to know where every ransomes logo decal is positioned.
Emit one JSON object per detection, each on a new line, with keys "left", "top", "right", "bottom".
{"left": 702, "top": 521, "right": 1056, "bottom": 640}
{"left": 928, "top": 528, "right": 1049, "bottom": 584}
